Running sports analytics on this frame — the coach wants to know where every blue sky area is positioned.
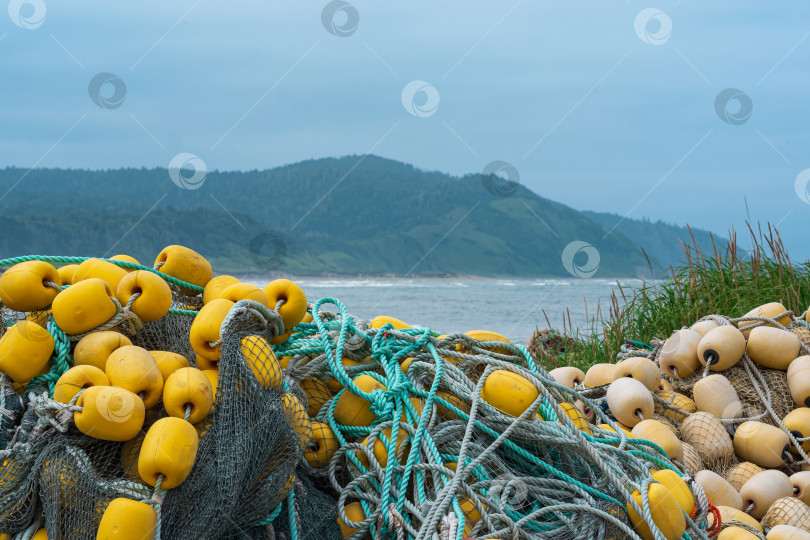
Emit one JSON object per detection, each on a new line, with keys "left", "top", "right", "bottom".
{"left": 2, "top": 1, "right": 810, "bottom": 258}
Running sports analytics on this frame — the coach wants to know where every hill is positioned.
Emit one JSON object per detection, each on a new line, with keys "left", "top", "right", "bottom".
{"left": 0, "top": 156, "right": 723, "bottom": 277}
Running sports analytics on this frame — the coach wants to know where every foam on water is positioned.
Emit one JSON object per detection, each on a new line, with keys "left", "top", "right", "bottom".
{"left": 246, "top": 277, "right": 645, "bottom": 343}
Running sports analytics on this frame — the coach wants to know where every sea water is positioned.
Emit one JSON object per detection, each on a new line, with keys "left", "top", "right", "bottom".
{"left": 248, "top": 277, "right": 646, "bottom": 344}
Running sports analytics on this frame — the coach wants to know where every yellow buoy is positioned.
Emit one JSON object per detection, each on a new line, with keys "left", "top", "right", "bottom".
{"left": 695, "top": 470, "right": 743, "bottom": 510}
{"left": 631, "top": 419, "right": 683, "bottom": 461}
{"left": 203, "top": 275, "right": 240, "bottom": 304}
{"left": 263, "top": 279, "right": 308, "bottom": 331}
{"left": 53, "top": 365, "right": 109, "bottom": 404}
{"left": 0, "top": 260, "right": 61, "bottom": 312}
{"left": 281, "top": 392, "right": 312, "bottom": 449}
{"left": 548, "top": 366, "right": 585, "bottom": 388}
{"left": 605, "top": 377, "right": 653, "bottom": 428}
{"left": 712, "top": 506, "right": 763, "bottom": 532}
{"left": 369, "top": 315, "right": 411, "bottom": 330}
{"left": 116, "top": 270, "right": 172, "bottom": 322}
{"left": 357, "top": 427, "right": 409, "bottom": 469}
{"left": 300, "top": 377, "right": 333, "bottom": 417}
{"left": 717, "top": 527, "right": 760, "bottom": 540}
{"left": 0, "top": 320, "right": 55, "bottom": 383}
{"left": 791, "top": 471, "right": 810, "bottom": 505}
{"left": 680, "top": 412, "right": 733, "bottom": 466}
{"left": 105, "top": 345, "right": 164, "bottom": 409}
{"left": 681, "top": 443, "right": 703, "bottom": 474}
{"left": 304, "top": 421, "right": 338, "bottom": 468}
{"left": 558, "top": 401, "right": 593, "bottom": 436}
{"left": 462, "top": 330, "right": 512, "bottom": 355}
{"left": 73, "top": 258, "right": 128, "bottom": 292}
{"left": 97, "top": 497, "right": 157, "bottom": 539}
{"left": 149, "top": 351, "right": 190, "bottom": 383}
{"left": 658, "top": 329, "right": 702, "bottom": 378}
{"left": 52, "top": 278, "right": 117, "bottom": 335}
{"left": 202, "top": 369, "right": 218, "bottom": 404}
{"left": 138, "top": 417, "right": 199, "bottom": 489}
{"left": 481, "top": 370, "right": 539, "bottom": 418}
{"left": 109, "top": 254, "right": 141, "bottom": 269}
{"left": 654, "top": 391, "right": 696, "bottom": 423}
{"left": 337, "top": 502, "right": 369, "bottom": 540}
{"left": 583, "top": 363, "right": 615, "bottom": 388}
{"left": 788, "top": 355, "right": 810, "bottom": 407}
{"left": 652, "top": 469, "right": 696, "bottom": 516}
{"left": 613, "top": 357, "right": 661, "bottom": 391}
{"left": 767, "top": 525, "right": 810, "bottom": 540}
{"left": 739, "top": 470, "right": 793, "bottom": 520}
{"left": 725, "top": 462, "right": 763, "bottom": 491}
{"left": 690, "top": 319, "right": 719, "bottom": 336}
{"left": 761, "top": 497, "right": 810, "bottom": 531}
{"left": 195, "top": 354, "right": 218, "bottom": 371}
{"left": 746, "top": 326, "right": 800, "bottom": 370}
{"left": 57, "top": 264, "right": 79, "bottom": 286}
{"left": 697, "top": 325, "right": 745, "bottom": 371}
{"left": 73, "top": 331, "right": 133, "bottom": 371}
{"left": 74, "top": 386, "right": 145, "bottom": 441}
{"left": 154, "top": 245, "right": 213, "bottom": 295}
{"left": 163, "top": 367, "right": 213, "bottom": 424}
{"left": 692, "top": 374, "right": 743, "bottom": 419}
{"left": 738, "top": 302, "right": 792, "bottom": 336}
{"left": 333, "top": 374, "right": 386, "bottom": 426}
{"left": 189, "top": 298, "right": 234, "bottom": 361}
{"left": 436, "top": 390, "right": 471, "bottom": 421}
{"left": 219, "top": 282, "right": 269, "bottom": 306}
{"left": 625, "top": 482, "right": 686, "bottom": 540}
{"left": 783, "top": 408, "right": 810, "bottom": 454}
{"left": 733, "top": 421, "right": 790, "bottom": 468}
{"left": 239, "top": 335, "right": 283, "bottom": 389}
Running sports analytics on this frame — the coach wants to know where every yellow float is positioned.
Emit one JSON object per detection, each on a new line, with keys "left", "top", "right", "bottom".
{"left": 697, "top": 325, "right": 745, "bottom": 371}
{"left": 149, "top": 351, "right": 190, "bottom": 383}
{"left": 52, "top": 278, "right": 117, "bottom": 335}
{"left": 73, "top": 331, "right": 133, "bottom": 371}
{"left": 0, "top": 320, "right": 55, "bottom": 383}
{"left": 74, "top": 386, "right": 145, "bottom": 441}
{"left": 189, "top": 298, "right": 234, "bottom": 361}
{"left": 154, "top": 245, "right": 213, "bottom": 295}
{"left": 53, "top": 365, "right": 109, "bottom": 404}
{"left": 97, "top": 497, "right": 157, "bottom": 539}
{"left": 481, "top": 370, "right": 539, "bottom": 418}
{"left": 73, "top": 258, "right": 128, "bottom": 292}
{"left": 138, "top": 417, "right": 199, "bottom": 489}
{"left": 163, "top": 367, "right": 213, "bottom": 424}
{"left": 264, "top": 279, "right": 308, "bottom": 332}
{"left": 240, "top": 335, "right": 283, "bottom": 389}
{"left": 116, "top": 270, "right": 172, "bottom": 321}
{"left": 0, "top": 260, "right": 61, "bottom": 312}
{"left": 105, "top": 345, "right": 164, "bottom": 409}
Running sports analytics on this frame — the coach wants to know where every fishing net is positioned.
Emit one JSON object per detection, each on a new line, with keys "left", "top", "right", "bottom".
{"left": 0, "top": 253, "right": 737, "bottom": 540}
{"left": 619, "top": 310, "right": 810, "bottom": 482}
{"left": 274, "top": 297, "right": 715, "bottom": 540}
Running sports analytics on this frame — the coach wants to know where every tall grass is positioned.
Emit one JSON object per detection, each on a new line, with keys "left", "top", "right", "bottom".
{"left": 535, "top": 224, "right": 810, "bottom": 371}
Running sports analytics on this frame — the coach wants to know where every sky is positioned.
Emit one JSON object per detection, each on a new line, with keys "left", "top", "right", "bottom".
{"left": 2, "top": 1, "right": 810, "bottom": 258}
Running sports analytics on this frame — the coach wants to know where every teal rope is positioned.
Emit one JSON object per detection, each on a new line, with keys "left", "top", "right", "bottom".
{"left": 26, "top": 318, "right": 71, "bottom": 395}
{"left": 0, "top": 255, "right": 204, "bottom": 294}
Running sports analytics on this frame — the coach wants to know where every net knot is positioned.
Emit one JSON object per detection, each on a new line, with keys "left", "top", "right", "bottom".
{"left": 30, "top": 392, "right": 77, "bottom": 432}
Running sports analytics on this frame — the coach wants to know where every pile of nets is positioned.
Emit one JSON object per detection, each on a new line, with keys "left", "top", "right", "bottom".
{"left": 0, "top": 248, "right": 753, "bottom": 539}
{"left": 571, "top": 302, "right": 810, "bottom": 537}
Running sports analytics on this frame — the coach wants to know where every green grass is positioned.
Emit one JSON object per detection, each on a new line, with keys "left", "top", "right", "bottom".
{"left": 533, "top": 224, "right": 810, "bottom": 371}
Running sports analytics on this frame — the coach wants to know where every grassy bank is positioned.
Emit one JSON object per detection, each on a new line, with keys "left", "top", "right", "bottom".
{"left": 533, "top": 224, "right": 810, "bottom": 371}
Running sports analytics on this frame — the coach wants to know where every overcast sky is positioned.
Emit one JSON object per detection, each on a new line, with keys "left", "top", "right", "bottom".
{"left": 3, "top": 1, "right": 810, "bottom": 258}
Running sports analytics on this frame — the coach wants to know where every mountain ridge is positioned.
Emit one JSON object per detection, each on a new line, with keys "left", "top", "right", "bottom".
{"left": 0, "top": 155, "right": 724, "bottom": 277}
